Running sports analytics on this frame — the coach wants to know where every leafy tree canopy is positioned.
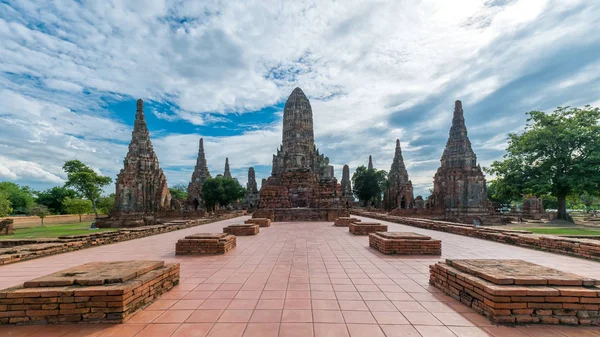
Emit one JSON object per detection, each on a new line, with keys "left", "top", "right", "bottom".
{"left": 0, "top": 191, "right": 12, "bottom": 217}
{"left": 30, "top": 204, "right": 50, "bottom": 226}
{"left": 36, "top": 186, "right": 79, "bottom": 214}
{"left": 487, "top": 106, "right": 600, "bottom": 221}
{"left": 96, "top": 194, "right": 115, "bottom": 215}
{"left": 201, "top": 175, "right": 245, "bottom": 211}
{"left": 0, "top": 182, "right": 36, "bottom": 214}
{"left": 352, "top": 165, "right": 388, "bottom": 206}
{"left": 63, "top": 160, "right": 112, "bottom": 217}
{"left": 63, "top": 198, "right": 93, "bottom": 222}
{"left": 169, "top": 183, "right": 188, "bottom": 201}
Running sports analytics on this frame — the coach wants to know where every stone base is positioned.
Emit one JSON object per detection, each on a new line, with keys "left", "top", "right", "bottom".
{"left": 0, "top": 223, "right": 14, "bottom": 236}
{"left": 244, "top": 218, "right": 271, "bottom": 227}
{"left": 349, "top": 222, "right": 387, "bottom": 235}
{"left": 334, "top": 217, "right": 360, "bottom": 227}
{"left": 224, "top": 224, "right": 259, "bottom": 236}
{"left": 253, "top": 208, "right": 349, "bottom": 222}
{"left": 430, "top": 259, "right": 600, "bottom": 325}
{"left": 370, "top": 232, "right": 441, "bottom": 255}
{"left": 175, "top": 233, "right": 236, "bottom": 255}
{"left": 0, "top": 261, "right": 179, "bottom": 325}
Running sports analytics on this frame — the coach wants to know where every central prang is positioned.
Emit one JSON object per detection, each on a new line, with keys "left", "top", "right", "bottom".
{"left": 255, "top": 87, "right": 346, "bottom": 221}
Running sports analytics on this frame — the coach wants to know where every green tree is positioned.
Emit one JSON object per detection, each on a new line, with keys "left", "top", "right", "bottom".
{"left": 62, "top": 160, "right": 112, "bottom": 217}
{"left": 0, "top": 191, "right": 12, "bottom": 217}
{"left": 486, "top": 180, "right": 516, "bottom": 205}
{"left": 63, "top": 198, "right": 93, "bottom": 222}
{"left": 352, "top": 165, "right": 388, "bottom": 206}
{"left": 36, "top": 186, "right": 79, "bottom": 214}
{"left": 578, "top": 192, "right": 600, "bottom": 213}
{"left": 97, "top": 194, "right": 115, "bottom": 215}
{"left": 0, "top": 182, "right": 35, "bottom": 214}
{"left": 169, "top": 183, "right": 188, "bottom": 201}
{"left": 487, "top": 106, "right": 600, "bottom": 221}
{"left": 30, "top": 204, "right": 50, "bottom": 226}
{"left": 201, "top": 175, "right": 245, "bottom": 211}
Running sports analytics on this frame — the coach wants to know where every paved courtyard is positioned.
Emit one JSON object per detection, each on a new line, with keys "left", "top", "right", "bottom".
{"left": 2, "top": 215, "right": 600, "bottom": 337}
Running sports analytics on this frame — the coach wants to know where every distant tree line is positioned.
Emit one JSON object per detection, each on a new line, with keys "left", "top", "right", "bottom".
{"left": 0, "top": 160, "right": 114, "bottom": 222}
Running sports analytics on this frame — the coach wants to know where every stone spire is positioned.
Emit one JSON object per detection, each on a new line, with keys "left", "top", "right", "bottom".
{"left": 385, "top": 139, "right": 413, "bottom": 209}
{"left": 368, "top": 155, "right": 373, "bottom": 170}
{"left": 441, "top": 100, "right": 477, "bottom": 168}
{"left": 341, "top": 164, "right": 354, "bottom": 203}
{"left": 282, "top": 87, "right": 314, "bottom": 156}
{"left": 244, "top": 167, "right": 259, "bottom": 209}
{"left": 430, "top": 100, "right": 489, "bottom": 216}
{"left": 224, "top": 158, "right": 232, "bottom": 178}
{"left": 112, "top": 99, "right": 171, "bottom": 215}
{"left": 187, "top": 138, "right": 212, "bottom": 210}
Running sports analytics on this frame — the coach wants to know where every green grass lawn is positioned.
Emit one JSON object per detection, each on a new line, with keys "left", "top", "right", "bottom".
{"left": 516, "top": 227, "right": 600, "bottom": 236}
{"left": 1, "top": 222, "right": 119, "bottom": 239}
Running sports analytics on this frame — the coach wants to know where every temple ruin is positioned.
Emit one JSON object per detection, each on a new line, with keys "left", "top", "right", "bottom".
{"left": 104, "top": 99, "right": 171, "bottom": 225}
{"left": 223, "top": 158, "right": 232, "bottom": 178}
{"left": 429, "top": 100, "right": 490, "bottom": 217}
{"left": 244, "top": 167, "right": 260, "bottom": 210}
{"left": 384, "top": 139, "right": 414, "bottom": 210}
{"left": 341, "top": 164, "right": 354, "bottom": 205}
{"left": 187, "top": 138, "right": 212, "bottom": 211}
{"left": 254, "top": 87, "right": 345, "bottom": 221}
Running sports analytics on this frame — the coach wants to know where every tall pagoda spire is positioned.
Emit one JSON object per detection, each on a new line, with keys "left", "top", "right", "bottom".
{"left": 224, "top": 158, "right": 232, "bottom": 178}
{"left": 441, "top": 100, "right": 477, "bottom": 168}
{"left": 187, "top": 138, "right": 212, "bottom": 210}
{"left": 112, "top": 99, "right": 171, "bottom": 215}
{"left": 368, "top": 155, "right": 373, "bottom": 170}
{"left": 282, "top": 87, "right": 315, "bottom": 155}
{"left": 341, "top": 164, "right": 353, "bottom": 203}
{"left": 385, "top": 139, "right": 413, "bottom": 210}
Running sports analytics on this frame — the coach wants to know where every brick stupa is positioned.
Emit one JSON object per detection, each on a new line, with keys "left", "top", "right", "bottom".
{"left": 99, "top": 99, "right": 171, "bottom": 227}
{"left": 341, "top": 164, "right": 354, "bottom": 205}
{"left": 244, "top": 167, "right": 260, "bottom": 210}
{"left": 187, "top": 138, "right": 211, "bottom": 211}
{"left": 429, "top": 100, "right": 490, "bottom": 217}
{"left": 254, "top": 87, "right": 346, "bottom": 221}
{"left": 384, "top": 139, "right": 414, "bottom": 210}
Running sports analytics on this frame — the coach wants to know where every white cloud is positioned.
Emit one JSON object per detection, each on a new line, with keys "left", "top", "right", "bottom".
{"left": 0, "top": 0, "right": 599, "bottom": 196}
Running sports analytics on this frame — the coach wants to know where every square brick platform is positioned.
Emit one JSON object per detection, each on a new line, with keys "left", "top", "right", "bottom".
{"left": 334, "top": 217, "right": 360, "bottom": 227}
{"left": 175, "top": 233, "right": 236, "bottom": 255}
{"left": 244, "top": 218, "right": 271, "bottom": 227}
{"left": 370, "top": 232, "right": 442, "bottom": 255}
{"left": 223, "top": 224, "right": 259, "bottom": 236}
{"left": 349, "top": 222, "right": 387, "bottom": 235}
{"left": 0, "top": 261, "right": 179, "bottom": 325}
{"left": 430, "top": 259, "right": 600, "bottom": 325}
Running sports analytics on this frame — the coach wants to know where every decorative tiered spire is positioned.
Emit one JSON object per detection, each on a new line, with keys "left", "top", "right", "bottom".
{"left": 441, "top": 100, "right": 477, "bottom": 168}
{"left": 224, "top": 158, "right": 232, "bottom": 178}
{"left": 389, "top": 139, "right": 409, "bottom": 180}
{"left": 113, "top": 99, "right": 171, "bottom": 214}
{"left": 187, "top": 138, "right": 212, "bottom": 210}
{"left": 368, "top": 155, "right": 373, "bottom": 170}
{"left": 385, "top": 139, "right": 413, "bottom": 210}
{"left": 341, "top": 164, "right": 353, "bottom": 202}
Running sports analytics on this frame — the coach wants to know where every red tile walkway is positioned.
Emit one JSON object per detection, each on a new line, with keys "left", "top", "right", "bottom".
{"left": 1, "top": 215, "right": 600, "bottom": 337}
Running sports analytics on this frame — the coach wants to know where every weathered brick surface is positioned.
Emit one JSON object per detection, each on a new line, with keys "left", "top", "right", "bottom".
{"left": 334, "top": 217, "right": 360, "bottom": 227}
{"left": 0, "top": 261, "right": 179, "bottom": 325}
{"left": 349, "top": 222, "right": 387, "bottom": 235}
{"left": 175, "top": 233, "right": 236, "bottom": 255}
{"left": 223, "top": 224, "right": 259, "bottom": 236}
{"left": 429, "top": 259, "right": 600, "bottom": 325}
{"left": 352, "top": 210, "right": 600, "bottom": 263}
{"left": 369, "top": 232, "right": 441, "bottom": 255}
{"left": 244, "top": 218, "right": 271, "bottom": 227}
{"left": 0, "top": 213, "right": 242, "bottom": 266}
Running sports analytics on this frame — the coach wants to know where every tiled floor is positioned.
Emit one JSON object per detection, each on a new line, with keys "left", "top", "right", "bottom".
{"left": 2, "top": 215, "right": 600, "bottom": 337}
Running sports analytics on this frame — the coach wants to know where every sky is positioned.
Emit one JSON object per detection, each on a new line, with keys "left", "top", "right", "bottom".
{"left": 0, "top": 0, "right": 599, "bottom": 197}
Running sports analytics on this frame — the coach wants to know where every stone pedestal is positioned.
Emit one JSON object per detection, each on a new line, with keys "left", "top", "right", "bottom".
{"left": 245, "top": 218, "right": 271, "bottom": 227}
{"left": 349, "top": 222, "right": 387, "bottom": 235}
{"left": 370, "top": 232, "right": 441, "bottom": 255}
{"left": 224, "top": 224, "right": 259, "bottom": 236}
{"left": 0, "top": 261, "right": 179, "bottom": 325}
{"left": 430, "top": 259, "right": 600, "bottom": 325}
{"left": 253, "top": 208, "right": 348, "bottom": 222}
{"left": 334, "top": 217, "right": 360, "bottom": 227}
{"left": 175, "top": 233, "right": 236, "bottom": 255}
